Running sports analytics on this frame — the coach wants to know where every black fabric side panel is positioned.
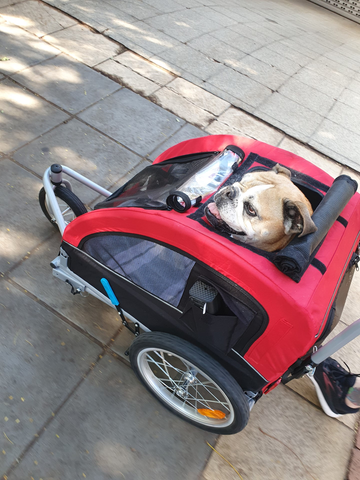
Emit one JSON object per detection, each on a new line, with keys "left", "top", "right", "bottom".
{"left": 61, "top": 241, "right": 268, "bottom": 392}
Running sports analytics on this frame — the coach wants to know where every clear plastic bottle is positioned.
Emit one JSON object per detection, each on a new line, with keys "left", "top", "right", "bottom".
{"left": 178, "top": 147, "right": 242, "bottom": 201}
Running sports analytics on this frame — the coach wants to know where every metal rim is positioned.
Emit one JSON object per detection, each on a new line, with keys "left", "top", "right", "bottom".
{"left": 137, "top": 347, "right": 235, "bottom": 427}
{"left": 45, "top": 192, "right": 76, "bottom": 225}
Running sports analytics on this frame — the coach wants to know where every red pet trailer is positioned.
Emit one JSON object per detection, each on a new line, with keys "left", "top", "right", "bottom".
{"left": 39, "top": 135, "right": 360, "bottom": 434}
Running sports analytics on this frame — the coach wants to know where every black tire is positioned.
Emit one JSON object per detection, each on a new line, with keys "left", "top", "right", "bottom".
{"left": 39, "top": 185, "right": 87, "bottom": 227}
{"left": 129, "top": 332, "right": 250, "bottom": 434}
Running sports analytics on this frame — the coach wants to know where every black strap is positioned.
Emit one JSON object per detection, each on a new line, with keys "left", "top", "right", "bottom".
{"left": 337, "top": 216, "right": 348, "bottom": 227}
{"left": 311, "top": 258, "right": 327, "bottom": 275}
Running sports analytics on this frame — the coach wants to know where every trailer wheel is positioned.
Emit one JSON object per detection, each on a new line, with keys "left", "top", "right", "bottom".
{"left": 129, "top": 332, "right": 250, "bottom": 434}
{"left": 39, "top": 185, "right": 87, "bottom": 227}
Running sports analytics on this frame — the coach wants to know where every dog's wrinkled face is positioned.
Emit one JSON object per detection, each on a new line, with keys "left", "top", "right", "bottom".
{"left": 205, "top": 164, "right": 317, "bottom": 252}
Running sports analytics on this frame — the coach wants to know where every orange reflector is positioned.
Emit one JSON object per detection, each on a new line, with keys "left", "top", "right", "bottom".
{"left": 197, "top": 409, "right": 226, "bottom": 419}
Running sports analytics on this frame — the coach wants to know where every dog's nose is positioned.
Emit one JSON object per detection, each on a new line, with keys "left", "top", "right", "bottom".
{"left": 225, "top": 185, "right": 237, "bottom": 201}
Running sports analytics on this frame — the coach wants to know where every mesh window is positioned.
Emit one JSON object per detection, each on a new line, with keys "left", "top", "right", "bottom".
{"left": 83, "top": 235, "right": 195, "bottom": 307}
{"left": 94, "top": 153, "right": 215, "bottom": 210}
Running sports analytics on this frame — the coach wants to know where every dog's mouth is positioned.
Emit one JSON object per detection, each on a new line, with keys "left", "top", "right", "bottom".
{"left": 205, "top": 203, "right": 246, "bottom": 236}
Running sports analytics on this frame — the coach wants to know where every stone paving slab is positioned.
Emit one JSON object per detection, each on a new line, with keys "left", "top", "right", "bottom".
{"left": 144, "top": 9, "right": 220, "bottom": 43}
{"left": 0, "top": 159, "right": 58, "bottom": 273}
{"left": 12, "top": 54, "right": 120, "bottom": 114}
{"left": 41, "top": 0, "right": 109, "bottom": 33}
{"left": 306, "top": 57, "right": 355, "bottom": 86}
{"left": 114, "top": 50, "right": 174, "bottom": 86}
{"left": 107, "top": 20, "right": 182, "bottom": 56}
{"left": 43, "top": 24, "right": 123, "bottom": 67}
{"left": 0, "top": 20, "right": 60, "bottom": 75}
{"left": 104, "top": 0, "right": 162, "bottom": 21}
{"left": 96, "top": 59, "right": 161, "bottom": 97}
{"left": 0, "top": 0, "right": 24, "bottom": 7}
{"left": 339, "top": 87, "right": 360, "bottom": 111}
{"left": 206, "top": 67, "right": 272, "bottom": 111}
{"left": 251, "top": 46, "right": 302, "bottom": 77}
{"left": 266, "top": 40, "right": 314, "bottom": 68}
{"left": 0, "top": 279, "right": 101, "bottom": 473}
{"left": 327, "top": 101, "right": 360, "bottom": 136}
{"left": 65, "top": 0, "right": 137, "bottom": 32}
{"left": 78, "top": 87, "right": 185, "bottom": 157}
{"left": 167, "top": 77, "right": 230, "bottom": 116}
{"left": 210, "top": 27, "right": 264, "bottom": 56}
{"left": 203, "top": 384, "right": 355, "bottom": 480}
{"left": 151, "top": 87, "right": 215, "bottom": 129}
{"left": 188, "top": 33, "right": 247, "bottom": 70}
{"left": 209, "top": 107, "right": 285, "bottom": 147}
{"left": 228, "top": 55, "right": 290, "bottom": 91}
{"left": 147, "top": 122, "right": 206, "bottom": 161}
{"left": 8, "top": 235, "right": 125, "bottom": 344}
{"left": 0, "top": 0, "right": 77, "bottom": 37}
{"left": 12, "top": 118, "right": 142, "bottom": 204}
{"left": 151, "top": 44, "right": 223, "bottom": 82}
{"left": 255, "top": 92, "right": 324, "bottom": 142}
{"left": 200, "top": 81, "right": 257, "bottom": 113}
{"left": 294, "top": 67, "right": 346, "bottom": 99}
{"left": 7, "top": 354, "right": 216, "bottom": 480}
{"left": 310, "top": 119, "right": 360, "bottom": 173}
{"left": 349, "top": 79, "right": 360, "bottom": 95}
{"left": 0, "top": 78, "right": 69, "bottom": 153}
{"left": 278, "top": 76, "right": 336, "bottom": 117}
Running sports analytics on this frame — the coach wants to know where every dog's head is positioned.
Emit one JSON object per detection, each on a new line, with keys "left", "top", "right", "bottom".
{"left": 205, "top": 164, "right": 317, "bottom": 252}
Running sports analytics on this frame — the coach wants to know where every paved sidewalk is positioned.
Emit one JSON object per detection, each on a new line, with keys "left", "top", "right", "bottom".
{"left": 29, "top": 0, "right": 360, "bottom": 173}
{"left": 1, "top": 1, "right": 360, "bottom": 479}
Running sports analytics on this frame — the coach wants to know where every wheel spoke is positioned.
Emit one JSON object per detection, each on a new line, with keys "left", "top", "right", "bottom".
{"left": 192, "top": 378, "right": 231, "bottom": 411}
{"left": 149, "top": 351, "right": 187, "bottom": 376}
{"left": 146, "top": 353, "right": 184, "bottom": 390}
{"left": 138, "top": 346, "right": 236, "bottom": 428}
{"left": 185, "top": 386, "right": 227, "bottom": 411}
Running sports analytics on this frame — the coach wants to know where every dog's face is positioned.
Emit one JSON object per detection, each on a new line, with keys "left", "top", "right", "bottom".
{"left": 205, "top": 164, "right": 317, "bottom": 252}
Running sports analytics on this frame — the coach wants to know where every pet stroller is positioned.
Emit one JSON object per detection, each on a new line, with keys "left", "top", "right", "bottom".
{"left": 39, "top": 135, "right": 360, "bottom": 435}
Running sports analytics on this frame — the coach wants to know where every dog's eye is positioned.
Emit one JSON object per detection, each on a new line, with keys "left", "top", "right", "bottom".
{"left": 244, "top": 202, "right": 257, "bottom": 217}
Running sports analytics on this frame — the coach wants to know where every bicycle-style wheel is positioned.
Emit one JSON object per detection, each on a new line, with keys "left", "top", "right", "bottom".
{"left": 129, "top": 332, "right": 250, "bottom": 434}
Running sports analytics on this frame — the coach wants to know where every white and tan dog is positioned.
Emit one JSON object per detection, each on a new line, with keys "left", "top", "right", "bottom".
{"left": 205, "top": 164, "right": 317, "bottom": 252}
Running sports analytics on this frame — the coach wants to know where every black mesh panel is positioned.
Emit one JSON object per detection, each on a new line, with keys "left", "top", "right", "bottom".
{"left": 83, "top": 235, "right": 195, "bottom": 307}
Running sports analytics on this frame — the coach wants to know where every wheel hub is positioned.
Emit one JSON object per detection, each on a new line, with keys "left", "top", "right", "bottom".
{"left": 176, "top": 387, "right": 187, "bottom": 398}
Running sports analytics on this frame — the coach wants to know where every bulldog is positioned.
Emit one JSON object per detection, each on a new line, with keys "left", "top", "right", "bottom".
{"left": 205, "top": 164, "right": 317, "bottom": 252}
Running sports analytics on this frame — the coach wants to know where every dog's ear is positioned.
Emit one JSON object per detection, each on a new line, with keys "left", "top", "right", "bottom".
{"left": 273, "top": 163, "right": 291, "bottom": 179}
{"left": 283, "top": 199, "right": 317, "bottom": 237}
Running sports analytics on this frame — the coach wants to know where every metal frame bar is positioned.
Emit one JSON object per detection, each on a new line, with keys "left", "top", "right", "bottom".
{"left": 52, "top": 248, "right": 150, "bottom": 332}
{"left": 311, "top": 319, "right": 360, "bottom": 365}
{"left": 42, "top": 165, "right": 112, "bottom": 236}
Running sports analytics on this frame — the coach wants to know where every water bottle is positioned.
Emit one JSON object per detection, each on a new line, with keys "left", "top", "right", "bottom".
{"left": 166, "top": 146, "right": 243, "bottom": 212}
{"left": 179, "top": 147, "right": 243, "bottom": 200}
